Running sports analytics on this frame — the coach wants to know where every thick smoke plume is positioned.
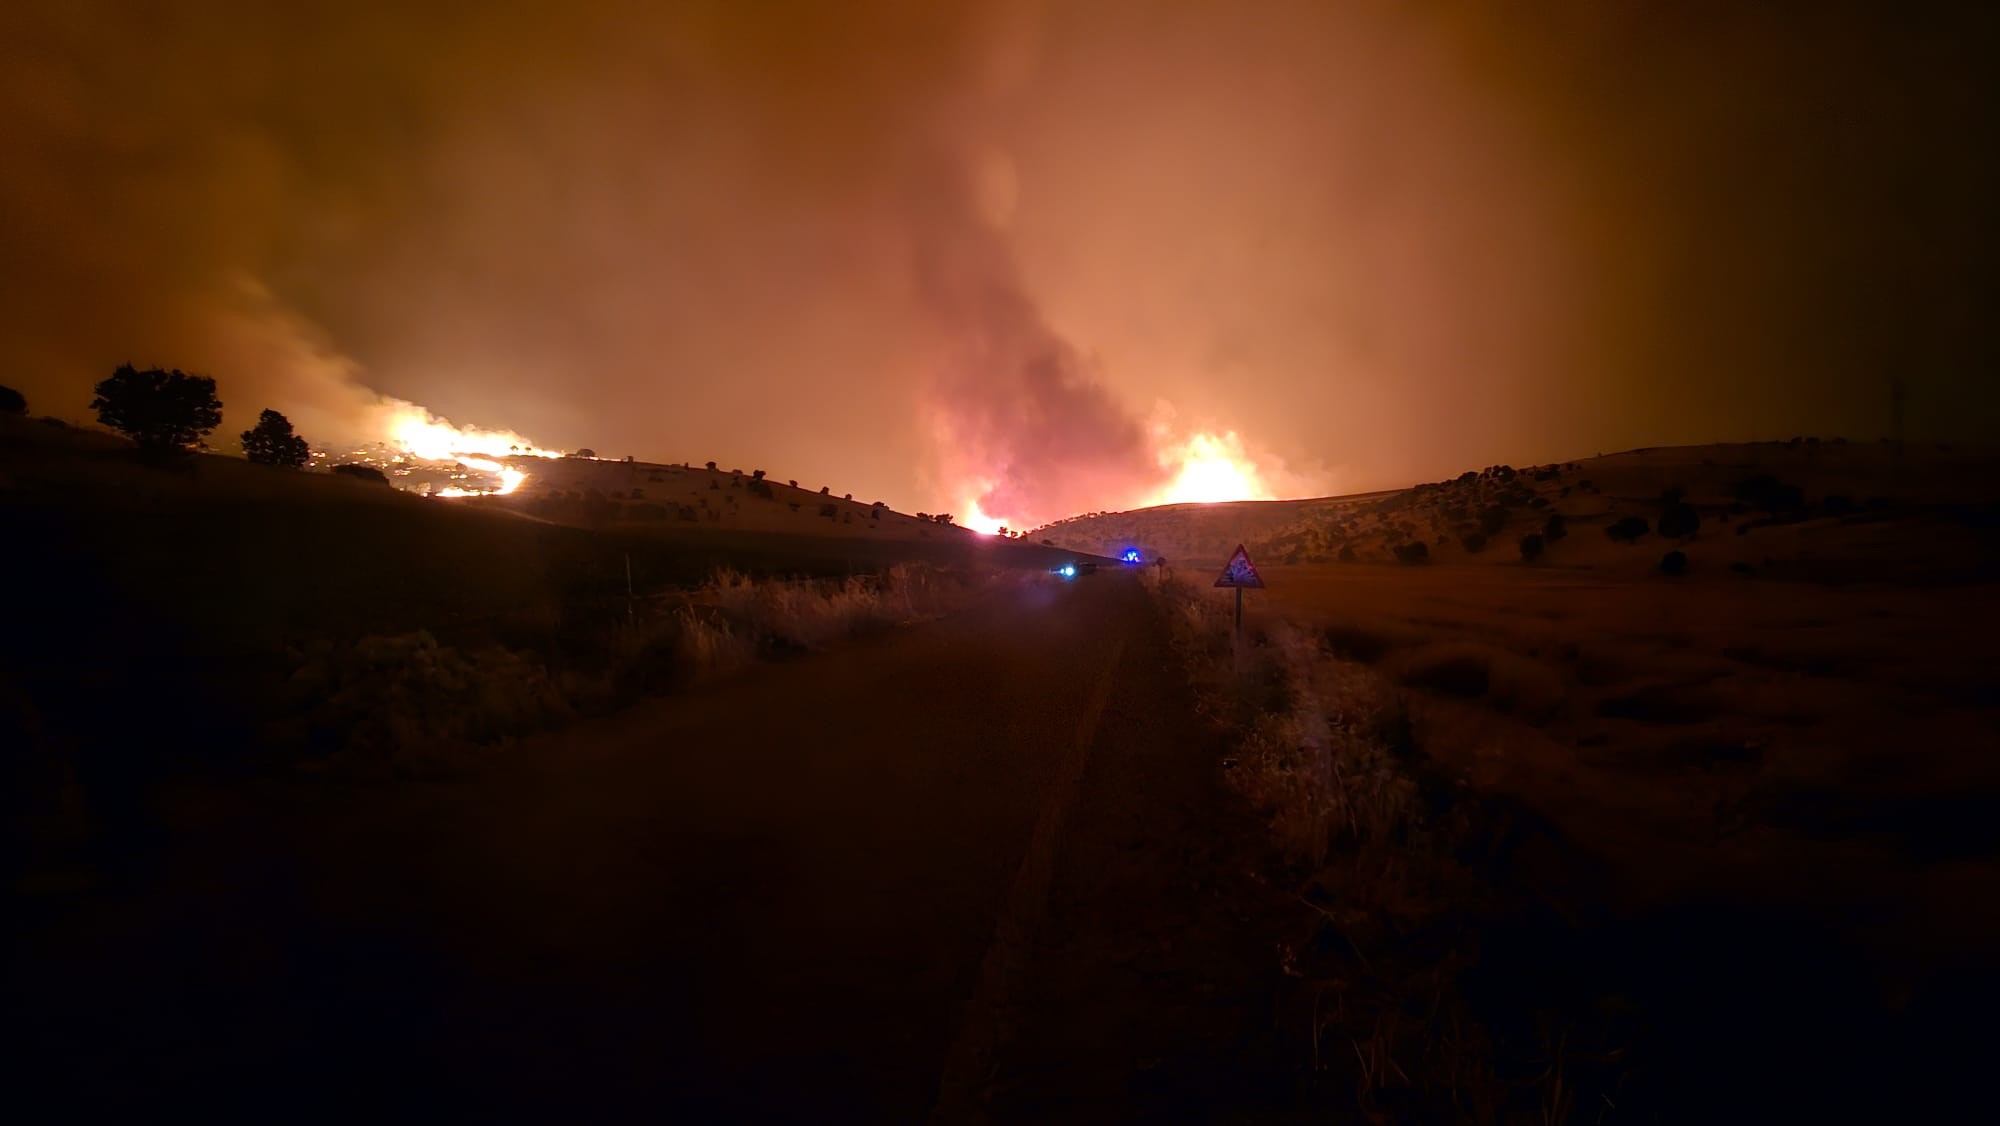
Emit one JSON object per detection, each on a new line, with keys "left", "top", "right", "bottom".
{"left": 913, "top": 157, "right": 1164, "bottom": 526}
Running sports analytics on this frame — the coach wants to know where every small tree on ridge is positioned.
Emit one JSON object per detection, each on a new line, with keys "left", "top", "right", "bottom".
{"left": 240, "top": 408, "right": 310, "bottom": 468}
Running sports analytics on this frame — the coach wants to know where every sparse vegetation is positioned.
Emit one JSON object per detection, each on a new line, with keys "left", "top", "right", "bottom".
{"left": 1659, "top": 549, "right": 1689, "bottom": 576}
{"left": 1659, "top": 500, "right": 1701, "bottom": 539}
{"left": 331, "top": 463, "right": 390, "bottom": 484}
{"left": 1518, "top": 532, "right": 1544, "bottom": 561}
{"left": 1459, "top": 530, "right": 1488, "bottom": 554}
{"left": 1391, "top": 540, "right": 1429, "bottom": 565}
{"left": 1542, "top": 512, "right": 1567, "bottom": 542}
{"left": 1606, "top": 515, "right": 1650, "bottom": 542}
{"left": 0, "top": 384, "right": 25, "bottom": 415}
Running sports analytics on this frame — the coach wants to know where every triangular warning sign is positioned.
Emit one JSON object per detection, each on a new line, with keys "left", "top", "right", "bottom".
{"left": 1212, "top": 544, "right": 1265, "bottom": 589}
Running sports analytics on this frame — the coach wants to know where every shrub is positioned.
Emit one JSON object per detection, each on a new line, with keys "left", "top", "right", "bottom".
{"left": 1392, "top": 541, "right": 1429, "bottom": 565}
{"left": 746, "top": 479, "right": 774, "bottom": 500}
{"left": 1478, "top": 505, "right": 1509, "bottom": 536}
{"left": 91, "top": 364, "right": 222, "bottom": 455}
{"left": 1543, "top": 512, "right": 1567, "bottom": 541}
{"left": 1658, "top": 485, "right": 1685, "bottom": 506}
{"left": 752, "top": 469, "right": 766, "bottom": 480}
{"left": 788, "top": 479, "right": 797, "bottom": 488}
{"left": 1606, "top": 516, "right": 1649, "bottom": 542}
{"left": 1518, "top": 533, "right": 1544, "bottom": 561}
{"left": 818, "top": 503, "right": 838, "bottom": 518}
{"left": 1459, "top": 531, "right": 1488, "bottom": 554}
{"left": 576, "top": 448, "right": 596, "bottom": 458}
{"left": 1337, "top": 544, "right": 1357, "bottom": 562}
{"left": 1659, "top": 550, "right": 1689, "bottom": 576}
{"left": 1822, "top": 494, "right": 1857, "bottom": 517}
{"left": 0, "top": 384, "right": 25, "bottom": 415}
{"left": 331, "top": 463, "right": 390, "bottom": 485}
{"left": 1733, "top": 474, "right": 1804, "bottom": 514}
{"left": 705, "top": 460, "right": 717, "bottom": 470}
{"left": 1659, "top": 501, "right": 1701, "bottom": 539}
{"left": 820, "top": 486, "right": 831, "bottom": 495}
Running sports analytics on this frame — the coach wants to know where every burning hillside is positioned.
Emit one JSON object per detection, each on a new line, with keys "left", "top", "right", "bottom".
{"left": 326, "top": 400, "right": 562, "bottom": 497}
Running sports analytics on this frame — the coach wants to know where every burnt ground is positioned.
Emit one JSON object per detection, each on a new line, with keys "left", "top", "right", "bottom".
{"left": 6, "top": 574, "right": 1295, "bottom": 1123}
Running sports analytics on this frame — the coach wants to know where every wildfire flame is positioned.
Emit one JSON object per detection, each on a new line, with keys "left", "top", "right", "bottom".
{"left": 1145, "top": 430, "right": 1274, "bottom": 506}
{"left": 378, "top": 401, "right": 558, "bottom": 496}
{"left": 961, "top": 428, "right": 1285, "bottom": 536}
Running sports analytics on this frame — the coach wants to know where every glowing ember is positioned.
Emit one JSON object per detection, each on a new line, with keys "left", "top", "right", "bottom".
{"left": 375, "top": 401, "right": 557, "bottom": 496}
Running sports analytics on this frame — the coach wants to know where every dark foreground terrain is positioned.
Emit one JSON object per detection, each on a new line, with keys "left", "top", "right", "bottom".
{"left": 8, "top": 575, "right": 1291, "bottom": 1122}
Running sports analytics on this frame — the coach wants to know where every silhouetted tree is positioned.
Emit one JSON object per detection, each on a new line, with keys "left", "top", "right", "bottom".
{"left": 751, "top": 469, "right": 766, "bottom": 480}
{"left": 576, "top": 448, "right": 597, "bottom": 458}
{"left": 1478, "top": 505, "right": 1509, "bottom": 536}
{"left": 331, "top": 463, "right": 389, "bottom": 484}
{"left": 1659, "top": 550, "right": 1688, "bottom": 576}
{"left": 1459, "top": 531, "right": 1488, "bottom": 554}
{"left": 1543, "top": 512, "right": 1568, "bottom": 542}
{"left": 820, "top": 486, "right": 831, "bottom": 495}
{"left": 90, "top": 364, "right": 221, "bottom": 456}
{"left": 1518, "top": 533, "right": 1545, "bottom": 562}
{"left": 936, "top": 513, "right": 954, "bottom": 526}
{"left": 240, "top": 408, "right": 309, "bottom": 468}
{"left": 705, "top": 460, "right": 718, "bottom": 471}
{"left": 1393, "top": 541, "right": 1430, "bottom": 565}
{"left": 0, "top": 384, "right": 25, "bottom": 415}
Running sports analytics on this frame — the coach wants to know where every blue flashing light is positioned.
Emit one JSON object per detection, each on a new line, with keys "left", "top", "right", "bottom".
{"left": 1120, "top": 548, "right": 1143, "bottom": 565}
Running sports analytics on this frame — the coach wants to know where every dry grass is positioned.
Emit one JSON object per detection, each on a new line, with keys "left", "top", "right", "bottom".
{"left": 1146, "top": 574, "right": 1607, "bottom": 1120}
{"left": 273, "top": 563, "right": 984, "bottom": 773}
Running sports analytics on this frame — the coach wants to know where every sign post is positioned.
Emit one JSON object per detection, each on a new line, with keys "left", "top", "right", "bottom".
{"left": 1212, "top": 543, "right": 1265, "bottom": 643}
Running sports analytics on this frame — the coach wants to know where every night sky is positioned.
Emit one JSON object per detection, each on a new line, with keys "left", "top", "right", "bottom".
{"left": 3, "top": 1, "right": 1993, "bottom": 523}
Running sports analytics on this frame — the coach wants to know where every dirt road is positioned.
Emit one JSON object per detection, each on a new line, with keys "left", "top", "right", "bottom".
{"left": 9, "top": 574, "right": 1290, "bottom": 1122}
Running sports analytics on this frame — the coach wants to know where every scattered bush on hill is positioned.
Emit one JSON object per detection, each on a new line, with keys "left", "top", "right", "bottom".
{"left": 1659, "top": 550, "right": 1689, "bottom": 576}
{"left": 331, "top": 463, "right": 389, "bottom": 484}
{"left": 1733, "top": 474, "right": 1804, "bottom": 514}
{"left": 1606, "top": 516, "right": 1650, "bottom": 542}
{"left": 1392, "top": 541, "right": 1430, "bottom": 565}
{"left": 0, "top": 384, "right": 25, "bottom": 415}
{"left": 1542, "top": 513, "right": 1567, "bottom": 541}
{"left": 1518, "top": 533, "right": 1544, "bottom": 562}
{"left": 1459, "top": 531, "right": 1488, "bottom": 554}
